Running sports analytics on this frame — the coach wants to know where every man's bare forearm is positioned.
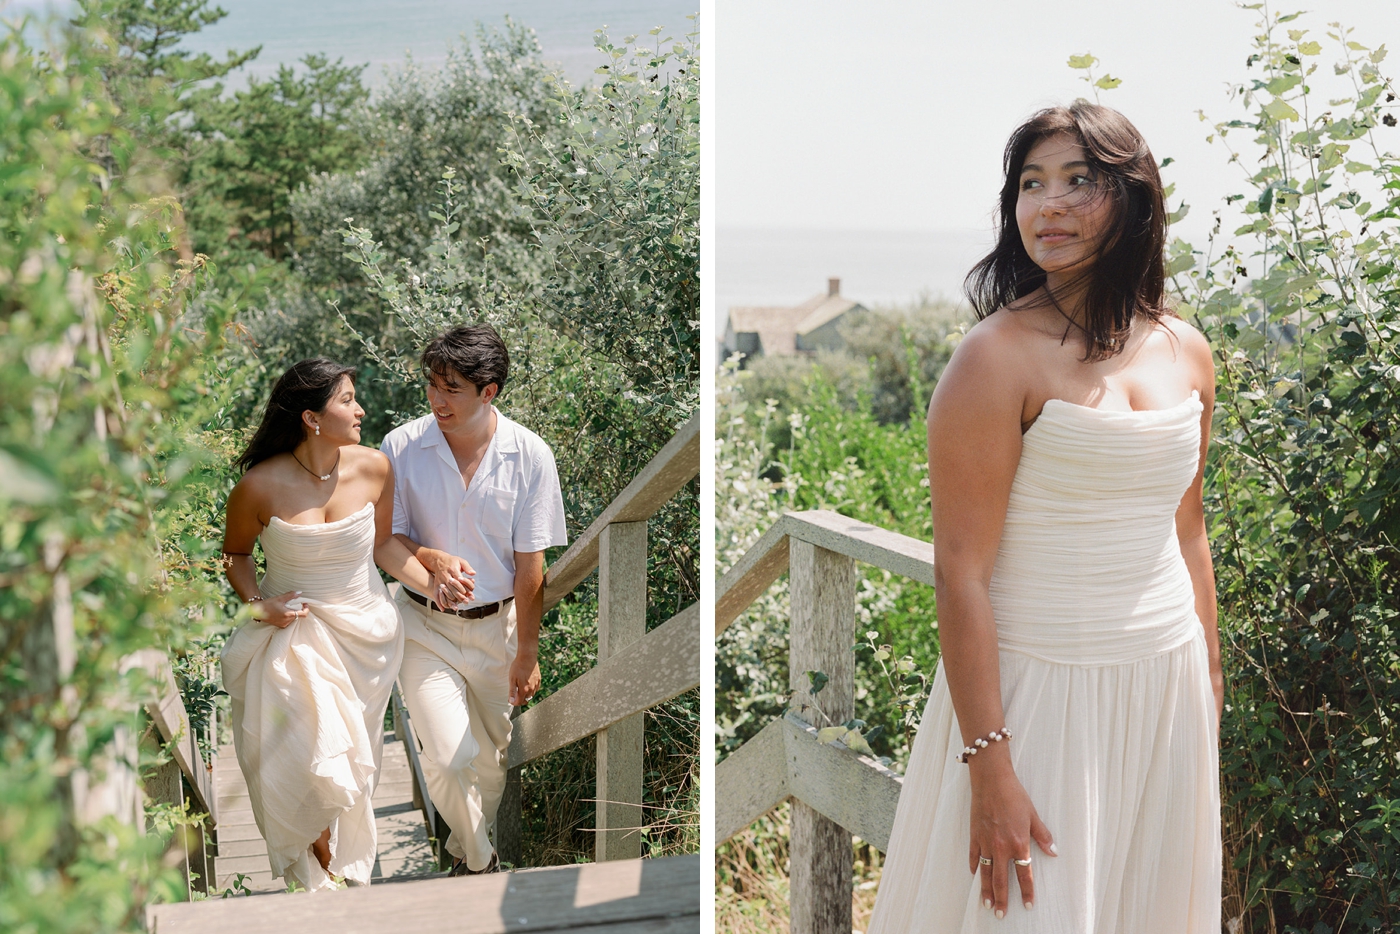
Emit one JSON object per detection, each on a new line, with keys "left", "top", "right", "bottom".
{"left": 513, "top": 552, "right": 545, "bottom": 655}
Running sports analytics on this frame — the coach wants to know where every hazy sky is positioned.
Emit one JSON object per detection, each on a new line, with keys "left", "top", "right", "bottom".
{"left": 716, "top": 0, "right": 1399, "bottom": 249}
{"left": 2, "top": 0, "right": 695, "bottom": 88}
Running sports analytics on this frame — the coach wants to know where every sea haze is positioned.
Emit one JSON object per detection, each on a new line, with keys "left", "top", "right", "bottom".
{"left": 717, "top": 227, "right": 994, "bottom": 328}
{"left": 3, "top": 0, "right": 696, "bottom": 88}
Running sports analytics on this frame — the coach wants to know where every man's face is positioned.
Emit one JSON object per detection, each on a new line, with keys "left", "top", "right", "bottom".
{"left": 426, "top": 370, "right": 495, "bottom": 433}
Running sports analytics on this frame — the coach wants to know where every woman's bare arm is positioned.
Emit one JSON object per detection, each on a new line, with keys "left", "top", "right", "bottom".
{"left": 927, "top": 321, "right": 1056, "bottom": 916}
{"left": 222, "top": 475, "right": 306, "bottom": 627}
{"left": 1171, "top": 321, "right": 1223, "bottom": 721}
{"left": 372, "top": 457, "right": 435, "bottom": 594}
{"left": 223, "top": 479, "right": 266, "bottom": 603}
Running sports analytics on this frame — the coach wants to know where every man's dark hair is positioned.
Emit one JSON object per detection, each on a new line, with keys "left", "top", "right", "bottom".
{"left": 421, "top": 324, "right": 510, "bottom": 395}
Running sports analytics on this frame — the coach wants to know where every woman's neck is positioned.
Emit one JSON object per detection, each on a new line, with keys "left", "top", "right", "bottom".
{"left": 295, "top": 438, "right": 341, "bottom": 477}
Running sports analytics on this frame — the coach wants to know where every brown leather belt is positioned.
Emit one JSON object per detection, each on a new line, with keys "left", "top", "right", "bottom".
{"left": 404, "top": 588, "right": 512, "bottom": 620}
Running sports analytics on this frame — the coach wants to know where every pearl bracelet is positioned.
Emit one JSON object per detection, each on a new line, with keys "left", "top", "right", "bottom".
{"left": 956, "top": 726, "right": 1013, "bottom": 763}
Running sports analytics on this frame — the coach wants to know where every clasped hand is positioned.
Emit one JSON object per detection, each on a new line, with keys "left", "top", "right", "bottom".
{"left": 968, "top": 754, "right": 1057, "bottom": 916}
{"left": 427, "top": 552, "right": 476, "bottom": 609}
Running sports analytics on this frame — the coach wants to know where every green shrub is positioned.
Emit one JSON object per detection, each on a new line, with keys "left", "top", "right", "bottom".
{"left": 1169, "top": 10, "right": 1400, "bottom": 928}
{"left": 0, "top": 16, "right": 237, "bottom": 928}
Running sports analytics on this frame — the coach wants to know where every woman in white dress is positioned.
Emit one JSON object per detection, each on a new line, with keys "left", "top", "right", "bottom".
{"left": 867, "top": 102, "right": 1223, "bottom": 932}
{"left": 221, "top": 359, "right": 437, "bottom": 891}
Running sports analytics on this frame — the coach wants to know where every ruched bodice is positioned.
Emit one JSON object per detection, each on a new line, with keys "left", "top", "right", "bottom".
{"left": 221, "top": 500, "right": 404, "bottom": 892}
{"left": 990, "top": 392, "right": 1203, "bottom": 665}
{"left": 259, "top": 503, "right": 389, "bottom": 608}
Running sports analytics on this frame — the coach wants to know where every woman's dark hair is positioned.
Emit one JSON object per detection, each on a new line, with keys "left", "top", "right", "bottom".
{"left": 421, "top": 324, "right": 509, "bottom": 395}
{"left": 964, "top": 101, "right": 1169, "bottom": 360}
{"left": 235, "top": 359, "right": 356, "bottom": 473}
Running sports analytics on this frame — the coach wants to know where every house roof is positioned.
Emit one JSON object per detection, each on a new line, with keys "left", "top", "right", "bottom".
{"left": 794, "top": 295, "right": 862, "bottom": 335}
{"left": 727, "top": 288, "right": 864, "bottom": 355}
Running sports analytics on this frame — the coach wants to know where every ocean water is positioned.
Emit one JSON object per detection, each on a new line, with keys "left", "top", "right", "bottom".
{"left": 3, "top": 0, "right": 696, "bottom": 88}
{"left": 717, "top": 227, "right": 995, "bottom": 327}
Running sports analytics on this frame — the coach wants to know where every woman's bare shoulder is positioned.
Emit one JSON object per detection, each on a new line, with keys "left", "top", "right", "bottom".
{"left": 939, "top": 311, "right": 1034, "bottom": 389}
{"left": 929, "top": 312, "right": 1033, "bottom": 427}
{"left": 228, "top": 460, "right": 280, "bottom": 518}
{"left": 1156, "top": 314, "right": 1215, "bottom": 381}
{"left": 343, "top": 444, "right": 389, "bottom": 477}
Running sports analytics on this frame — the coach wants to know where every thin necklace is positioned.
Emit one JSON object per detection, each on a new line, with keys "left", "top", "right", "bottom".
{"left": 292, "top": 449, "right": 339, "bottom": 481}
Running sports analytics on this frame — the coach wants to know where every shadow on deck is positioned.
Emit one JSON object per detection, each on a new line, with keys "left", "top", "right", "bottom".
{"left": 147, "top": 854, "right": 700, "bottom": 933}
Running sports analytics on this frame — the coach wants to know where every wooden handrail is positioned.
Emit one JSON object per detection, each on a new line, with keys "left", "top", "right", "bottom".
{"left": 717, "top": 509, "right": 937, "bottom": 928}
{"left": 716, "top": 712, "right": 902, "bottom": 851}
{"left": 542, "top": 413, "right": 699, "bottom": 609}
{"left": 127, "top": 648, "right": 218, "bottom": 823}
{"left": 390, "top": 683, "right": 442, "bottom": 864}
{"left": 717, "top": 509, "right": 935, "bottom": 633}
{"left": 507, "top": 602, "right": 699, "bottom": 768}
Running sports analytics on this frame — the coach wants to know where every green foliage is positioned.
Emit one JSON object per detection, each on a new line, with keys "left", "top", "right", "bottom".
{"left": 334, "top": 24, "right": 699, "bottom": 600}
{"left": 1170, "top": 10, "right": 1400, "bottom": 929}
{"left": 0, "top": 16, "right": 235, "bottom": 929}
{"left": 185, "top": 54, "right": 371, "bottom": 263}
{"left": 500, "top": 23, "right": 700, "bottom": 419}
{"left": 737, "top": 300, "right": 962, "bottom": 451}
{"left": 715, "top": 354, "right": 944, "bottom": 767}
{"left": 74, "top": 0, "right": 259, "bottom": 177}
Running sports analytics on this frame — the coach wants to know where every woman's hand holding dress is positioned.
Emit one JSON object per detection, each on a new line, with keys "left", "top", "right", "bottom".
{"left": 253, "top": 590, "right": 309, "bottom": 628}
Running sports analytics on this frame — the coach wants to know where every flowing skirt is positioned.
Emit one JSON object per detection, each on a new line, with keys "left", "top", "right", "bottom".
{"left": 221, "top": 589, "right": 403, "bottom": 891}
{"left": 867, "top": 633, "right": 1221, "bottom": 933}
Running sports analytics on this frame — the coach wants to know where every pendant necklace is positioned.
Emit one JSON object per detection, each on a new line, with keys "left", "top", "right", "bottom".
{"left": 293, "top": 449, "right": 340, "bottom": 481}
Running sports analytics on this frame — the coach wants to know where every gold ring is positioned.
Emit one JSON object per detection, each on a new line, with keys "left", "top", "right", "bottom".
{"left": 1014, "top": 858, "right": 1032, "bottom": 867}
{"left": 978, "top": 856, "right": 992, "bottom": 866}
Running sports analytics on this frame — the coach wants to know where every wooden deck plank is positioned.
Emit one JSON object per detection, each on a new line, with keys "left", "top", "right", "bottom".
{"left": 150, "top": 855, "right": 700, "bottom": 933}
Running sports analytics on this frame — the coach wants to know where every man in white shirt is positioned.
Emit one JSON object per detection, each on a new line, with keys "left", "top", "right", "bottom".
{"left": 380, "top": 324, "right": 567, "bottom": 875}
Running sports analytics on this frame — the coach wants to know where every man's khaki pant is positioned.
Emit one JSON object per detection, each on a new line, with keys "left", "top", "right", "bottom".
{"left": 395, "top": 589, "right": 515, "bottom": 871}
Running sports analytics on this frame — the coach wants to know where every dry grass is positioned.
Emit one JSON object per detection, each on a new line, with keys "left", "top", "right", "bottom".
{"left": 716, "top": 805, "right": 885, "bottom": 934}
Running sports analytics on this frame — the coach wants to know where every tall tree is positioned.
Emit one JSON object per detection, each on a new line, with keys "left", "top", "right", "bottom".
{"left": 187, "top": 55, "right": 370, "bottom": 262}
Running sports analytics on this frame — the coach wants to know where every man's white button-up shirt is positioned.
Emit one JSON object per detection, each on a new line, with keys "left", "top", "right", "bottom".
{"left": 380, "top": 408, "right": 568, "bottom": 607}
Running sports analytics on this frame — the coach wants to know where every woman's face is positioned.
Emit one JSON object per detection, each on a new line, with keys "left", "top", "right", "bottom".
{"left": 1015, "top": 134, "right": 1115, "bottom": 280}
{"left": 308, "top": 376, "right": 364, "bottom": 445}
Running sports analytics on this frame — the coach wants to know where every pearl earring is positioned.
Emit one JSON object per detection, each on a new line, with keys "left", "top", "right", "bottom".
{"left": 314, "top": 424, "right": 320, "bottom": 436}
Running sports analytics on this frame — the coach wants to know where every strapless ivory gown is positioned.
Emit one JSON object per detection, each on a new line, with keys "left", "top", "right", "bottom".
{"left": 868, "top": 393, "right": 1221, "bottom": 933}
{"left": 221, "top": 502, "right": 404, "bottom": 891}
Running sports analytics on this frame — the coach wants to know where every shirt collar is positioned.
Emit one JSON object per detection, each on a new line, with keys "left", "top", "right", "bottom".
{"left": 416, "top": 408, "right": 519, "bottom": 457}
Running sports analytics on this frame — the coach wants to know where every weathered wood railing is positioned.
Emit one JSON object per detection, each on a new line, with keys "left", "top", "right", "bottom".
{"left": 108, "top": 650, "right": 221, "bottom": 899}
{"left": 395, "top": 414, "right": 701, "bottom": 866}
{"left": 716, "top": 509, "right": 934, "bottom": 934}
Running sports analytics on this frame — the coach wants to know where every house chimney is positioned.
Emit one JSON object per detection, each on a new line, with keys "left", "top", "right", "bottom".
{"left": 828, "top": 277, "right": 840, "bottom": 297}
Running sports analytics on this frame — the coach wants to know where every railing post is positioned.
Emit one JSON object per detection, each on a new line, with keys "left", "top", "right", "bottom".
{"left": 497, "top": 708, "right": 523, "bottom": 867}
{"left": 788, "top": 539, "right": 856, "bottom": 934}
{"left": 144, "top": 749, "right": 193, "bottom": 900}
{"left": 596, "top": 520, "right": 647, "bottom": 861}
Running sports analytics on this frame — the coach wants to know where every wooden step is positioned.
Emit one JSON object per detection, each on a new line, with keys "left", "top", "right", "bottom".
{"left": 148, "top": 855, "right": 700, "bottom": 933}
